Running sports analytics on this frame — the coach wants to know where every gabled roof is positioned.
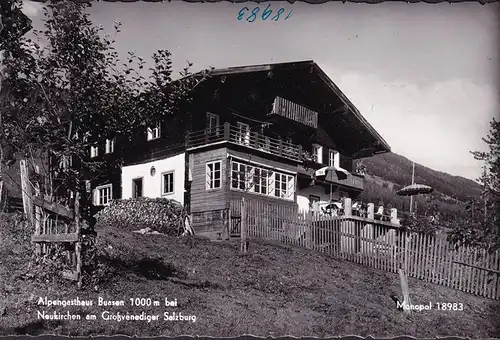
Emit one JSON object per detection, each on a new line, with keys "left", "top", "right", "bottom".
{"left": 205, "top": 60, "right": 391, "bottom": 155}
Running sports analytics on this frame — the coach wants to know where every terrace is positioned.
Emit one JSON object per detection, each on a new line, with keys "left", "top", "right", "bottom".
{"left": 185, "top": 123, "right": 303, "bottom": 162}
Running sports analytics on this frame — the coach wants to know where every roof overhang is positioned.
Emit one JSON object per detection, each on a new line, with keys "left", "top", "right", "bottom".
{"left": 190, "top": 60, "right": 391, "bottom": 156}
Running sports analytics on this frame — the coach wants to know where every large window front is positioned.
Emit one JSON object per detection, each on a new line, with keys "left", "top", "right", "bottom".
{"left": 230, "top": 160, "right": 295, "bottom": 201}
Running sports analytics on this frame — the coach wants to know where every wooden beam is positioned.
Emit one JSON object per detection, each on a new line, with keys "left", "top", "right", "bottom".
{"left": 453, "top": 261, "right": 500, "bottom": 275}
{"left": 33, "top": 196, "right": 75, "bottom": 219}
{"left": 32, "top": 232, "right": 79, "bottom": 243}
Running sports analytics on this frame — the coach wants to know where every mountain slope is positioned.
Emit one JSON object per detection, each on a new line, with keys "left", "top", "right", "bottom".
{"left": 355, "top": 152, "right": 483, "bottom": 218}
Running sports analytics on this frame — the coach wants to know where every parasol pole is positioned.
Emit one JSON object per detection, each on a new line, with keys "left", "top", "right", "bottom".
{"left": 409, "top": 161, "right": 415, "bottom": 213}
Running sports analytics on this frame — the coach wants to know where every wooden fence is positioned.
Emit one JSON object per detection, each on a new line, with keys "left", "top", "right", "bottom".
{"left": 229, "top": 198, "right": 500, "bottom": 300}
{"left": 20, "top": 160, "right": 83, "bottom": 288}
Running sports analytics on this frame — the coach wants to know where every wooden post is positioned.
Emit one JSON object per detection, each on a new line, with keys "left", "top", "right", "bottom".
{"left": 0, "top": 178, "right": 3, "bottom": 212}
{"left": 34, "top": 182, "right": 41, "bottom": 256}
{"left": 398, "top": 268, "right": 412, "bottom": 314}
{"left": 20, "top": 159, "right": 34, "bottom": 224}
{"left": 224, "top": 122, "right": 230, "bottom": 141}
{"left": 74, "top": 192, "right": 82, "bottom": 289}
{"left": 240, "top": 197, "right": 247, "bottom": 253}
{"left": 344, "top": 198, "right": 352, "bottom": 217}
{"left": 367, "top": 203, "right": 375, "bottom": 219}
{"left": 390, "top": 208, "right": 399, "bottom": 225}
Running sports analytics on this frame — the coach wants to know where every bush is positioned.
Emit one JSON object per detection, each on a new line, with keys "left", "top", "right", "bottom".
{"left": 94, "top": 197, "right": 187, "bottom": 236}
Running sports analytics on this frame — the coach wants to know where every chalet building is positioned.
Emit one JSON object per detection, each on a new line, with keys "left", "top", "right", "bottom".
{"left": 88, "top": 60, "right": 391, "bottom": 224}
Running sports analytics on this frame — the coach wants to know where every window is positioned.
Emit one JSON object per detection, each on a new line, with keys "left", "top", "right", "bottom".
{"left": 90, "top": 145, "right": 98, "bottom": 158}
{"left": 231, "top": 161, "right": 249, "bottom": 190}
{"left": 162, "top": 171, "right": 174, "bottom": 195}
{"left": 206, "top": 113, "right": 220, "bottom": 135}
{"left": 253, "top": 168, "right": 268, "bottom": 195}
{"left": 147, "top": 120, "right": 161, "bottom": 141}
{"left": 206, "top": 161, "right": 222, "bottom": 190}
{"left": 312, "top": 144, "right": 322, "bottom": 163}
{"left": 230, "top": 160, "right": 295, "bottom": 201}
{"left": 105, "top": 138, "right": 115, "bottom": 154}
{"left": 94, "top": 184, "right": 112, "bottom": 206}
{"left": 274, "top": 173, "right": 294, "bottom": 199}
{"left": 329, "top": 149, "right": 340, "bottom": 167}
{"left": 132, "top": 178, "right": 143, "bottom": 198}
{"left": 236, "top": 122, "right": 250, "bottom": 146}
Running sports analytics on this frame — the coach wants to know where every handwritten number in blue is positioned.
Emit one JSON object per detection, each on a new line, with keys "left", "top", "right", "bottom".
{"left": 261, "top": 5, "right": 272, "bottom": 20}
{"left": 247, "top": 7, "right": 260, "bottom": 22}
{"left": 237, "top": 7, "right": 248, "bottom": 21}
{"left": 237, "top": 6, "right": 293, "bottom": 22}
{"left": 271, "top": 8, "right": 285, "bottom": 21}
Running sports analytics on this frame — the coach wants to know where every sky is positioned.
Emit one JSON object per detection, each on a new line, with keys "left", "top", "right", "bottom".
{"left": 22, "top": 0, "right": 500, "bottom": 182}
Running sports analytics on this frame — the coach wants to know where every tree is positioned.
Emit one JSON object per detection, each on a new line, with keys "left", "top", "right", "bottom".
{"left": 0, "top": 0, "right": 33, "bottom": 167}
{"left": 447, "top": 118, "right": 500, "bottom": 252}
{"left": 0, "top": 0, "right": 211, "bottom": 223}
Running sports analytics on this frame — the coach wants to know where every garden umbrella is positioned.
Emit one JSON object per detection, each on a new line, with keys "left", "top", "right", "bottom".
{"left": 396, "top": 183, "right": 434, "bottom": 196}
{"left": 396, "top": 162, "right": 433, "bottom": 213}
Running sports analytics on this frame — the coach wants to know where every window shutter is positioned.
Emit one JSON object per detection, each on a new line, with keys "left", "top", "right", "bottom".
{"left": 92, "top": 188, "right": 98, "bottom": 205}
{"left": 206, "top": 164, "right": 212, "bottom": 189}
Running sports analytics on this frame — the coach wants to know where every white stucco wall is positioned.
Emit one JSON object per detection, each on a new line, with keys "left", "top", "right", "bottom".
{"left": 121, "top": 153, "right": 186, "bottom": 205}
{"left": 296, "top": 185, "right": 351, "bottom": 211}
{"left": 297, "top": 186, "right": 330, "bottom": 211}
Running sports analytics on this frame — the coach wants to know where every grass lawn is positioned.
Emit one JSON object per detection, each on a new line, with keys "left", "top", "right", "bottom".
{"left": 0, "top": 218, "right": 499, "bottom": 337}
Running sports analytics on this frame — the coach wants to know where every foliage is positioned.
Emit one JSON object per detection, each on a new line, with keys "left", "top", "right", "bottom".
{"left": 1, "top": 0, "right": 211, "bottom": 285}
{"left": 447, "top": 118, "right": 500, "bottom": 252}
{"left": 355, "top": 155, "right": 479, "bottom": 223}
{"left": 0, "top": 0, "right": 211, "bottom": 212}
{"left": 399, "top": 200, "right": 441, "bottom": 236}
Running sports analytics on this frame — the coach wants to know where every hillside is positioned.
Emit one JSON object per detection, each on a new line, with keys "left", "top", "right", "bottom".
{"left": 355, "top": 152, "right": 483, "bottom": 218}
{"left": 0, "top": 217, "right": 498, "bottom": 337}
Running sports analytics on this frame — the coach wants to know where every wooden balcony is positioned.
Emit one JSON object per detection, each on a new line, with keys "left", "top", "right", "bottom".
{"left": 186, "top": 123, "right": 303, "bottom": 162}
{"left": 268, "top": 96, "right": 319, "bottom": 129}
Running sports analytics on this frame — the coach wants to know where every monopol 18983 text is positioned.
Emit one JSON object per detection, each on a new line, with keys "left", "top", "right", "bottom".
{"left": 237, "top": 5, "right": 293, "bottom": 23}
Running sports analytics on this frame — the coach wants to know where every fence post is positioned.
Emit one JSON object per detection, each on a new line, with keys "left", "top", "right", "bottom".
{"left": 398, "top": 268, "right": 412, "bottom": 314}
{"left": 240, "top": 197, "right": 247, "bottom": 253}
{"left": 34, "top": 182, "right": 41, "bottom": 256}
{"left": 344, "top": 198, "right": 352, "bottom": 217}
{"left": 223, "top": 208, "right": 229, "bottom": 240}
{"left": 391, "top": 208, "right": 399, "bottom": 225}
{"left": 20, "top": 159, "right": 34, "bottom": 224}
{"left": 74, "top": 192, "right": 82, "bottom": 289}
{"left": 367, "top": 203, "right": 375, "bottom": 219}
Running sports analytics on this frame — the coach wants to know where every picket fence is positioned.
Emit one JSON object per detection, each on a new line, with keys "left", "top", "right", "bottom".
{"left": 229, "top": 198, "right": 500, "bottom": 300}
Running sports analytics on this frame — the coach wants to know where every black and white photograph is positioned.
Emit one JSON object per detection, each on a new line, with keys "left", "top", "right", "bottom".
{"left": 0, "top": 0, "right": 499, "bottom": 337}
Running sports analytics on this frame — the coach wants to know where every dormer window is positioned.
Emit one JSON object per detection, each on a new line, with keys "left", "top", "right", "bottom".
{"left": 90, "top": 145, "right": 98, "bottom": 158}
{"left": 147, "top": 120, "right": 161, "bottom": 141}
{"left": 105, "top": 138, "right": 115, "bottom": 154}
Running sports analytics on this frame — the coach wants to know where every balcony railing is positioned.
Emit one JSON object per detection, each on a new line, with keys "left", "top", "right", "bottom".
{"left": 269, "top": 96, "right": 319, "bottom": 129}
{"left": 186, "top": 123, "right": 303, "bottom": 162}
